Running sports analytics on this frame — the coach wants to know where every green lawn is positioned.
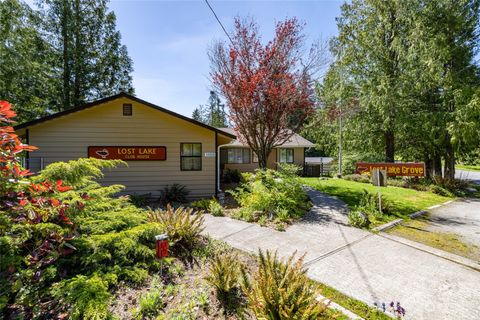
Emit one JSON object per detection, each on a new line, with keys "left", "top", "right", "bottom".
{"left": 456, "top": 164, "right": 480, "bottom": 172}
{"left": 300, "top": 178, "right": 453, "bottom": 222}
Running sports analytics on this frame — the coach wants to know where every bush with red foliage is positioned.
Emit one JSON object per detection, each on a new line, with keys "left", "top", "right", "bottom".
{"left": 0, "top": 100, "right": 85, "bottom": 315}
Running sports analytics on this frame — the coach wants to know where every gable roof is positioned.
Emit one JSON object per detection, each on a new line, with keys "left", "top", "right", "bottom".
{"left": 14, "top": 92, "right": 236, "bottom": 139}
{"left": 218, "top": 128, "right": 315, "bottom": 148}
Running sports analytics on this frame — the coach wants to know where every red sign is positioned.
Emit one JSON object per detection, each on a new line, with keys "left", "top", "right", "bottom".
{"left": 88, "top": 146, "right": 166, "bottom": 161}
{"left": 156, "top": 239, "right": 169, "bottom": 259}
{"left": 356, "top": 162, "right": 425, "bottom": 177}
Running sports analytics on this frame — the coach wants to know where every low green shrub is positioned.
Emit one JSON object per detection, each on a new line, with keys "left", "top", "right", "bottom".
{"left": 433, "top": 176, "right": 470, "bottom": 196}
{"left": 224, "top": 168, "right": 242, "bottom": 183}
{"left": 52, "top": 274, "right": 112, "bottom": 320}
{"left": 148, "top": 205, "right": 204, "bottom": 252}
{"left": 348, "top": 210, "right": 371, "bottom": 228}
{"left": 209, "top": 200, "right": 224, "bottom": 216}
{"left": 429, "top": 184, "right": 454, "bottom": 197}
{"left": 134, "top": 288, "right": 165, "bottom": 320}
{"left": 129, "top": 193, "right": 152, "bottom": 207}
{"left": 347, "top": 189, "right": 392, "bottom": 228}
{"left": 343, "top": 174, "right": 370, "bottom": 184}
{"left": 241, "top": 250, "right": 326, "bottom": 319}
{"left": 205, "top": 253, "right": 243, "bottom": 307}
{"left": 159, "top": 184, "right": 190, "bottom": 206}
{"left": 228, "top": 168, "right": 310, "bottom": 223}
{"left": 191, "top": 198, "right": 211, "bottom": 211}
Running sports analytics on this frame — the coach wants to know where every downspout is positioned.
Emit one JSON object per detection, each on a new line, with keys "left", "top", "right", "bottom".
{"left": 217, "top": 143, "right": 231, "bottom": 193}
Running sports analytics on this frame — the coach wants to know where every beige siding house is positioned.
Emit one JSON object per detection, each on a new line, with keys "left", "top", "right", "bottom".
{"left": 15, "top": 93, "right": 315, "bottom": 199}
{"left": 218, "top": 128, "right": 314, "bottom": 174}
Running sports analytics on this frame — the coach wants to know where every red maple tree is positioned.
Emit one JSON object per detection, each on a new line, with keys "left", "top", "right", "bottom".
{"left": 210, "top": 17, "right": 324, "bottom": 168}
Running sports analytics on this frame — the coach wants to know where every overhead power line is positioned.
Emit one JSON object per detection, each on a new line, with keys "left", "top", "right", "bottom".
{"left": 204, "top": 0, "right": 234, "bottom": 45}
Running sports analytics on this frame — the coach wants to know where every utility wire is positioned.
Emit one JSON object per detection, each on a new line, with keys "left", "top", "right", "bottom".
{"left": 204, "top": 0, "right": 234, "bottom": 45}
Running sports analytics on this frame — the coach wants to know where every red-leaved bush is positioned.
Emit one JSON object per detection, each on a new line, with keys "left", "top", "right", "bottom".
{"left": 1, "top": 100, "right": 86, "bottom": 314}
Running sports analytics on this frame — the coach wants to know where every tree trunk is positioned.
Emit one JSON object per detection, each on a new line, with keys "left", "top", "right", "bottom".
{"left": 258, "top": 147, "right": 268, "bottom": 169}
{"left": 444, "top": 135, "right": 455, "bottom": 180}
{"left": 73, "top": 0, "right": 81, "bottom": 107}
{"left": 62, "top": 1, "right": 70, "bottom": 109}
{"left": 385, "top": 130, "right": 395, "bottom": 162}
{"left": 433, "top": 151, "right": 442, "bottom": 178}
{"left": 425, "top": 153, "right": 433, "bottom": 179}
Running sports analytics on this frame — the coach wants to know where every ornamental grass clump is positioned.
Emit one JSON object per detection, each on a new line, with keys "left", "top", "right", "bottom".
{"left": 148, "top": 205, "right": 204, "bottom": 252}
{"left": 241, "top": 250, "right": 326, "bottom": 319}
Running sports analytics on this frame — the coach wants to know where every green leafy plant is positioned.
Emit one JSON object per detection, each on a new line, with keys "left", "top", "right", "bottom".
{"left": 208, "top": 200, "right": 224, "bottom": 216}
{"left": 148, "top": 205, "right": 204, "bottom": 252}
{"left": 205, "top": 253, "right": 243, "bottom": 310}
{"left": 134, "top": 288, "right": 165, "bottom": 320}
{"left": 348, "top": 210, "right": 371, "bottom": 228}
{"left": 159, "top": 184, "right": 190, "bottom": 206}
{"left": 129, "top": 193, "right": 152, "bottom": 207}
{"left": 52, "top": 274, "right": 112, "bottom": 320}
{"left": 224, "top": 168, "right": 242, "bottom": 183}
{"left": 228, "top": 168, "right": 310, "bottom": 224}
{"left": 241, "top": 250, "right": 326, "bottom": 319}
{"left": 191, "top": 198, "right": 211, "bottom": 211}
{"left": 343, "top": 174, "right": 371, "bottom": 184}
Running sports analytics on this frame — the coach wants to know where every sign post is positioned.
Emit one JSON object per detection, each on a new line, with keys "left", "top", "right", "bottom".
{"left": 155, "top": 234, "right": 169, "bottom": 276}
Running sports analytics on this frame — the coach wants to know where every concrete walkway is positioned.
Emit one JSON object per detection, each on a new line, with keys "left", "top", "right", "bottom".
{"left": 202, "top": 189, "right": 480, "bottom": 320}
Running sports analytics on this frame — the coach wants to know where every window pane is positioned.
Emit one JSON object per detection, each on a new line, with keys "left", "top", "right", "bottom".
{"left": 243, "top": 149, "right": 250, "bottom": 163}
{"left": 287, "top": 149, "right": 294, "bottom": 163}
{"left": 181, "top": 144, "right": 192, "bottom": 156}
{"left": 181, "top": 157, "right": 201, "bottom": 171}
{"left": 279, "top": 149, "right": 286, "bottom": 163}
{"left": 192, "top": 143, "right": 201, "bottom": 156}
{"left": 192, "top": 157, "right": 201, "bottom": 170}
{"left": 226, "top": 148, "right": 250, "bottom": 164}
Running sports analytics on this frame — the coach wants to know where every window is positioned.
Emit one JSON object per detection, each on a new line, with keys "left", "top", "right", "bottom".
{"left": 279, "top": 148, "right": 294, "bottom": 164}
{"left": 181, "top": 143, "right": 202, "bottom": 171}
{"left": 227, "top": 148, "right": 250, "bottom": 164}
{"left": 123, "top": 103, "right": 132, "bottom": 116}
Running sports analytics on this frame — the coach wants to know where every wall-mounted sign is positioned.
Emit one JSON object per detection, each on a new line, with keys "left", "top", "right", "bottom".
{"left": 204, "top": 152, "right": 216, "bottom": 157}
{"left": 356, "top": 162, "right": 425, "bottom": 177}
{"left": 88, "top": 146, "right": 166, "bottom": 161}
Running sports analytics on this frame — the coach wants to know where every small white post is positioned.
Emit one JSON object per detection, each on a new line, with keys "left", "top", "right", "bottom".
{"left": 377, "top": 170, "right": 382, "bottom": 214}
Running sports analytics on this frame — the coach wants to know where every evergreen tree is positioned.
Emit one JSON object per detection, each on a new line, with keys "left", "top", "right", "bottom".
{"left": 40, "top": 0, "right": 134, "bottom": 111}
{"left": 192, "top": 91, "right": 228, "bottom": 127}
{"left": 317, "top": 0, "right": 480, "bottom": 179}
{"left": 0, "top": 0, "right": 59, "bottom": 122}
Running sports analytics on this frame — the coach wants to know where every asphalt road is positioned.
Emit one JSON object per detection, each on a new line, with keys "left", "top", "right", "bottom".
{"left": 456, "top": 169, "right": 480, "bottom": 184}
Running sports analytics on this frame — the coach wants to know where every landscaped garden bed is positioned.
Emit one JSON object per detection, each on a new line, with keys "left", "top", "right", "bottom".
{"left": 219, "top": 165, "right": 313, "bottom": 231}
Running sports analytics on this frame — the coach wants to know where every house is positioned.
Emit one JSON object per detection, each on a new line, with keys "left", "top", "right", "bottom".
{"left": 218, "top": 127, "right": 315, "bottom": 174}
{"left": 15, "top": 93, "right": 315, "bottom": 199}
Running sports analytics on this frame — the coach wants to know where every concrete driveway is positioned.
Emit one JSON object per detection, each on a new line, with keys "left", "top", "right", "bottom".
{"left": 202, "top": 189, "right": 480, "bottom": 320}
{"left": 427, "top": 198, "right": 480, "bottom": 249}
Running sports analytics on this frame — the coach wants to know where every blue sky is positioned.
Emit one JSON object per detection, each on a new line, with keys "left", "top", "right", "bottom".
{"left": 108, "top": 0, "right": 343, "bottom": 116}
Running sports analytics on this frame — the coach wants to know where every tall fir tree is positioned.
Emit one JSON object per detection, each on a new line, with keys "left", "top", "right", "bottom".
{"left": 192, "top": 91, "right": 228, "bottom": 128}
{"left": 39, "top": 0, "right": 134, "bottom": 111}
{"left": 0, "top": 0, "right": 59, "bottom": 122}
